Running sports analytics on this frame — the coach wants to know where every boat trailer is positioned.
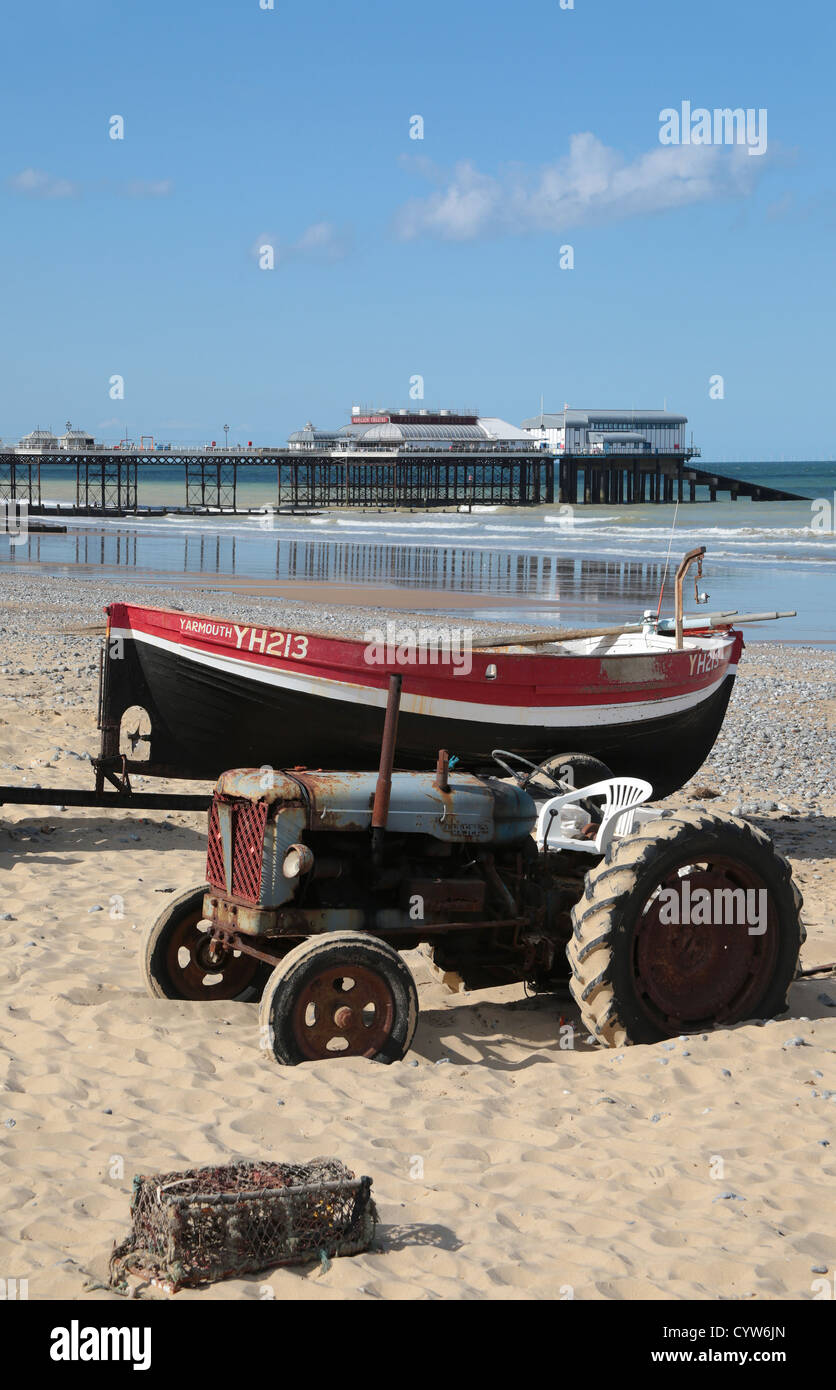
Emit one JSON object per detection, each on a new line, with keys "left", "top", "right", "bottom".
{"left": 0, "top": 785, "right": 211, "bottom": 812}
{"left": 0, "top": 626, "right": 213, "bottom": 814}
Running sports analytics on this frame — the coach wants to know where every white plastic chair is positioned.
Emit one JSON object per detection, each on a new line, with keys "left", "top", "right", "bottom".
{"left": 535, "top": 777, "right": 655, "bottom": 855}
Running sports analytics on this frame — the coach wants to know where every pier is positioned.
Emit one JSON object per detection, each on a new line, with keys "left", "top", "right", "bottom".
{"left": 0, "top": 448, "right": 806, "bottom": 514}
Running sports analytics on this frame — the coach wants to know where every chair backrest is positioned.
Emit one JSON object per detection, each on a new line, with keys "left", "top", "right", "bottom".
{"left": 597, "top": 777, "right": 654, "bottom": 849}
{"left": 535, "top": 777, "right": 654, "bottom": 853}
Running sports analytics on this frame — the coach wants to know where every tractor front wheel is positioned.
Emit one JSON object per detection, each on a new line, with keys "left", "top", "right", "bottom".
{"left": 567, "top": 810, "right": 804, "bottom": 1046}
{"left": 142, "top": 884, "right": 270, "bottom": 1002}
{"left": 258, "top": 931, "right": 419, "bottom": 1066}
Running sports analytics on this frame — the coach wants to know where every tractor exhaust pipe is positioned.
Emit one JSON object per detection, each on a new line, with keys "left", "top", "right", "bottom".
{"left": 434, "top": 748, "right": 450, "bottom": 793}
{"left": 371, "top": 674, "right": 402, "bottom": 867}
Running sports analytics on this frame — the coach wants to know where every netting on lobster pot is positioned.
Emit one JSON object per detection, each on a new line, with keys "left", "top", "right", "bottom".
{"left": 109, "top": 1158, "right": 376, "bottom": 1290}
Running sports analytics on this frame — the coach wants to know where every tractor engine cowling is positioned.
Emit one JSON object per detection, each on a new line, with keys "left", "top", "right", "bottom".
{"left": 200, "top": 767, "right": 576, "bottom": 982}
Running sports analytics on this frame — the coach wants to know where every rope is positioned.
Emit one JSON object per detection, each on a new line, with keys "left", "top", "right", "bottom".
{"left": 655, "top": 499, "right": 680, "bottom": 620}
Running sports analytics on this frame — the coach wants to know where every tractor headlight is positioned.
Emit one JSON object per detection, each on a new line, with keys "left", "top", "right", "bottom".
{"left": 283, "top": 843, "right": 314, "bottom": 879}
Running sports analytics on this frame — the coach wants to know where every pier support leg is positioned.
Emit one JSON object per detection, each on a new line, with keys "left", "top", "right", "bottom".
{"left": 557, "top": 458, "right": 567, "bottom": 505}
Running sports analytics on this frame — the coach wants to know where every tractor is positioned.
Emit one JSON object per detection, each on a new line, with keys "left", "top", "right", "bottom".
{"left": 142, "top": 677, "right": 804, "bottom": 1065}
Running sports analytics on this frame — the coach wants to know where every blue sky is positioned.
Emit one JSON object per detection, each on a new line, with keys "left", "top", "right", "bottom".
{"left": 1, "top": 0, "right": 833, "bottom": 459}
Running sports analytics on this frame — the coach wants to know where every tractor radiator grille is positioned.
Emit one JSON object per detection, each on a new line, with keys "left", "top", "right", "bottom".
{"left": 206, "top": 800, "right": 225, "bottom": 891}
{"left": 206, "top": 797, "right": 268, "bottom": 904}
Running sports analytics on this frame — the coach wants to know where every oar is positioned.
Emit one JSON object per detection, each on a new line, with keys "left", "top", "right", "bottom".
{"left": 474, "top": 610, "right": 795, "bottom": 649}
{"left": 669, "top": 610, "right": 797, "bottom": 630}
{"left": 472, "top": 621, "right": 645, "bottom": 649}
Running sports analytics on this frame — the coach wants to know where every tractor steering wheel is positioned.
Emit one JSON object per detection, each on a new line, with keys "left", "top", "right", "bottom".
{"left": 491, "top": 749, "right": 566, "bottom": 792}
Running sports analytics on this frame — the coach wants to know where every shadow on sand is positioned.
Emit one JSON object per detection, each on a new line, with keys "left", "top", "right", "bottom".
{"left": 0, "top": 815, "right": 207, "bottom": 862}
{"left": 405, "top": 975, "right": 836, "bottom": 1068}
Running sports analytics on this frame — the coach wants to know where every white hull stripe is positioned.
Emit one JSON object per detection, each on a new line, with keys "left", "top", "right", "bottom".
{"left": 110, "top": 627, "right": 732, "bottom": 731}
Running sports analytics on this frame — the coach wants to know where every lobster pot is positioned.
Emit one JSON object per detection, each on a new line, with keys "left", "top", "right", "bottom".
{"left": 109, "top": 1159, "right": 376, "bottom": 1289}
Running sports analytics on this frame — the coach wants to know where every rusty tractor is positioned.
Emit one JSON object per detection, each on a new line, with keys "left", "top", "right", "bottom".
{"left": 143, "top": 677, "right": 804, "bottom": 1065}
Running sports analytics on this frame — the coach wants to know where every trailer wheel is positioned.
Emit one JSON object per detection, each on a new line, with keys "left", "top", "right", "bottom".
{"left": 538, "top": 752, "right": 614, "bottom": 789}
{"left": 567, "top": 810, "right": 804, "bottom": 1046}
{"left": 258, "top": 931, "right": 419, "bottom": 1066}
{"left": 142, "top": 884, "right": 269, "bottom": 1002}
{"left": 529, "top": 753, "right": 615, "bottom": 814}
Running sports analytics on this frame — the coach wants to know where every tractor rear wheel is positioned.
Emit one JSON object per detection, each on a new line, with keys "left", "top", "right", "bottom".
{"left": 567, "top": 810, "right": 804, "bottom": 1046}
{"left": 258, "top": 931, "right": 419, "bottom": 1066}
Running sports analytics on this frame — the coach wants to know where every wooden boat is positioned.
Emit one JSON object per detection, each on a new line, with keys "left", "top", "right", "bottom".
{"left": 98, "top": 596, "right": 744, "bottom": 799}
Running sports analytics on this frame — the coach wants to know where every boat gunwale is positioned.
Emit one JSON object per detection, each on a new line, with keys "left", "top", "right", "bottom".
{"left": 107, "top": 600, "right": 739, "bottom": 665}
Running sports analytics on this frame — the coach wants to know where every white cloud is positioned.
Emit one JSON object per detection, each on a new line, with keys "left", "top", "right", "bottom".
{"left": 394, "top": 133, "right": 772, "bottom": 241}
{"left": 250, "top": 221, "right": 352, "bottom": 267}
{"left": 292, "top": 221, "right": 351, "bottom": 258}
{"left": 8, "top": 170, "right": 174, "bottom": 199}
{"left": 8, "top": 167, "right": 79, "bottom": 198}
{"left": 122, "top": 179, "right": 174, "bottom": 198}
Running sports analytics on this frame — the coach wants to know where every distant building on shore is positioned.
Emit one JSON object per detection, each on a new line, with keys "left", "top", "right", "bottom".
{"left": 289, "top": 407, "right": 531, "bottom": 451}
{"left": 287, "top": 421, "right": 342, "bottom": 450}
{"left": 7, "top": 405, "right": 690, "bottom": 460}
{"left": 14, "top": 424, "right": 96, "bottom": 453}
{"left": 521, "top": 408, "right": 688, "bottom": 456}
{"left": 59, "top": 425, "right": 95, "bottom": 451}
{"left": 18, "top": 428, "right": 59, "bottom": 453}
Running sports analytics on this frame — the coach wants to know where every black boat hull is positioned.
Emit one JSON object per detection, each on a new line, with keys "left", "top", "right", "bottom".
{"left": 103, "top": 631, "right": 736, "bottom": 800}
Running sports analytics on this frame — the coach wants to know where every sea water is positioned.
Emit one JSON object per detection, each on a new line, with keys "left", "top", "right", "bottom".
{"left": 3, "top": 462, "right": 836, "bottom": 645}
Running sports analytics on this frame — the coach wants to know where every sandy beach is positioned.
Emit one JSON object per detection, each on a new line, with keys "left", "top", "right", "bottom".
{"left": 1, "top": 572, "right": 835, "bottom": 1302}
